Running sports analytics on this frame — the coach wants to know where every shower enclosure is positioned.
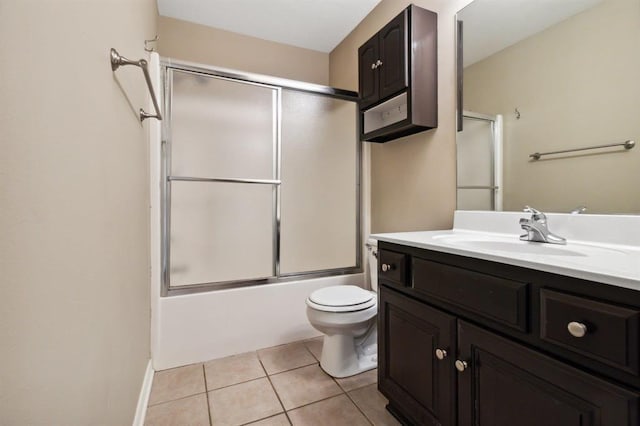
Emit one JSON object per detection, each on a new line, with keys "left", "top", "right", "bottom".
{"left": 160, "top": 61, "right": 360, "bottom": 295}
{"left": 456, "top": 111, "right": 503, "bottom": 211}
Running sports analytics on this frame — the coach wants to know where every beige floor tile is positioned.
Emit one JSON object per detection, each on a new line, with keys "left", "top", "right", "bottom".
{"left": 349, "top": 384, "right": 400, "bottom": 426}
{"left": 208, "top": 377, "right": 283, "bottom": 425}
{"left": 258, "top": 342, "right": 317, "bottom": 375}
{"left": 247, "top": 413, "right": 291, "bottom": 425}
{"left": 144, "top": 393, "right": 210, "bottom": 426}
{"left": 269, "top": 364, "right": 343, "bottom": 410}
{"left": 288, "top": 394, "right": 370, "bottom": 426}
{"left": 335, "top": 368, "right": 378, "bottom": 392}
{"left": 204, "top": 351, "right": 265, "bottom": 390}
{"left": 149, "top": 364, "right": 205, "bottom": 405}
{"left": 303, "top": 337, "right": 323, "bottom": 361}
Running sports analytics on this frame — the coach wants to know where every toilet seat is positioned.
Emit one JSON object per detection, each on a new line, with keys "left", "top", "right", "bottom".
{"left": 307, "top": 285, "right": 376, "bottom": 313}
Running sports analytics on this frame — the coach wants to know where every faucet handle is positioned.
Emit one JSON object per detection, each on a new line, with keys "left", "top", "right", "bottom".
{"left": 523, "top": 205, "right": 546, "bottom": 222}
{"left": 523, "top": 205, "right": 540, "bottom": 214}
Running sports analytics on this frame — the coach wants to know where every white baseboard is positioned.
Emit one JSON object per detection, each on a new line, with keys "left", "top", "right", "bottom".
{"left": 132, "top": 360, "right": 154, "bottom": 426}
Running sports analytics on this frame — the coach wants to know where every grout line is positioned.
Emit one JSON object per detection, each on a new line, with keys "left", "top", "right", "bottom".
{"left": 267, "top": 361, "right": 320, "bottom": 379}
{"left": 146, "top": 391, "right": 208, "bottom": 408}
{"left": 264, "top": 359, "right": 319, "bottom": 377}
{"left": 207, "top": 374, "right": 269, "bottom": 392}
{"left": 261, "top": 358, "right": 293, "bottom": 425}
{"left": 334, "top": 370, "right": 378, "bottom": 393}
{"left": 259, "top": 344, "right": 319, "bottom": 376}
{"left": 285, "top": 393, "right": 348, "bottom": 415}
{"left": 239, "top": 413, "right": 290, "bottom": 426}
{"left": 302, "top": 339, "right": 323, "bottom": 362}
{"left": 202, "top": 365, "right": 213, "bottom": 426}
{"left": 344, "top": 386, "right": 375, "bottom": 426}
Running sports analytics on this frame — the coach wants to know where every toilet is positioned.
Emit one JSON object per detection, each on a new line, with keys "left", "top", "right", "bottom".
{"left": 305, "top": 239, "right": 378, "bottom": 378}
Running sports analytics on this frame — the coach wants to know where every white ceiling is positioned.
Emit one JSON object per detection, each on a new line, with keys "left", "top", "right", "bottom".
{"left": 157, "top": 0, "right": 383, "bottom": 53}
{"left": 458, "top": 0, "right": 602, "bottom": 67}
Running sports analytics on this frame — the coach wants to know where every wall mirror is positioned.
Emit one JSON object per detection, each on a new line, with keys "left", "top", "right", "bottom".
{"left": 456, "top": 0, "right": 639, "bottom": 214}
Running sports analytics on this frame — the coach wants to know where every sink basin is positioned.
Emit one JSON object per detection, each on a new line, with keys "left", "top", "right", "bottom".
{"left": 432, "top": 234, "right": 627, "bottom": 257}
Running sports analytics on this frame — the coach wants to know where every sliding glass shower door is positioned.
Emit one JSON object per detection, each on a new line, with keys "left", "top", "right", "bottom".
{"left": 456, "top": 112, "right": 503, "bottom": 211}
{"left": 168, "top": 70, "right": 278, "bottom": 286}
{"left": 162, "top": 65, "right": 359, "bottom": 294}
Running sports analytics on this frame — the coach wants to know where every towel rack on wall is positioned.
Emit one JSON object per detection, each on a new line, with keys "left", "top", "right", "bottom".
{"left": 110, "top": 48, "right": 162, "bottom": 122}
{"left": 529, "top": 139, "right": 635, "bottom": 161}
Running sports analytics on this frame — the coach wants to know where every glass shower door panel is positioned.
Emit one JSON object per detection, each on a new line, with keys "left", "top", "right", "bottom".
{"left": 279, "top": 90, "right": 357, "bottom": 274}
{"left": 170, "top": 70, "right": 276, "bottom": 179}
{"left": 169, "top": 181, "right": 274, "bottom": 286}
{"left": 457, "top": 116, "right": 495, "bottom": 210}
{"left": 457, "top": 188, "right": 494, "bottom": 211}
{"left": 457, "top": 118, "right": 494, "bottom": 186}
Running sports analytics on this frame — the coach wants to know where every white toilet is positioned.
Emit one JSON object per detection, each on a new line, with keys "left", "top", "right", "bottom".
{"left": 305, "top": 239, "right": 378, "bottom": 378}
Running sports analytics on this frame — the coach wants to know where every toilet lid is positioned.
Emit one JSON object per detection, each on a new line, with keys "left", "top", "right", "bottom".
{"left": 307, "top": 285, "right": 375, "bottom": 312}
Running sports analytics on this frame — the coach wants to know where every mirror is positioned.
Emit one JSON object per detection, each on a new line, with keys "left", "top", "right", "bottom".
{"left": 456, "top": 0, "right": 640, "bottom": 214}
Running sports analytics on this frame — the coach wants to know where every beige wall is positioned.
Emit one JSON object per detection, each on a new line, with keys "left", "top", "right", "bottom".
{"left": 0, "top": 0, "right": 156, "bottom": 424}
{"left": 464, "top": 0, "right": 640, "bottom": 214}
{"left": 330, "top": 0, "right": 473, "bottom": 233}
{"left": 158, "top": 16, "right": 329, "bottom": 85}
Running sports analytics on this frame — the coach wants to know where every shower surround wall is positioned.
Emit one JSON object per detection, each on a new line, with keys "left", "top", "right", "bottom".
{"left": 158, "top": 16, "right": 329, "bottom": 85}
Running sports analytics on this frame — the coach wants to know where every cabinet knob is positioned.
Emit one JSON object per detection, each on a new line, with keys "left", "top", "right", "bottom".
{"left": 381, "top": 263, "right": 394, "bottom": 272}
{"left": 435, "top": 348, "right": 448, "bottom": 360}
{"left": 567, "top": 321, "right": 588, "bottom": 338}
{"left": 371, "top": 62, "right": 377, "bottom": 70}
{"left": 376, "top": 59, "right": 383, "bottom": 67}
{"left": 455, "top": 360, "right": 468, "bottom": 372}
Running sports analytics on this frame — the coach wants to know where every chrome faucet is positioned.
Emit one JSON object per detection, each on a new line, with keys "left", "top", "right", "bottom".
{"left": 519, "top": 206, "right": 567, "bottom": 245}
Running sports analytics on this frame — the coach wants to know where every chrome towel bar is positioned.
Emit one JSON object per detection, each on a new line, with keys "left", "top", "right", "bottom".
{"left": 110, "top": 48, "right": 162, "bottom": 122}
{"left": 529, "top": 140, "right": 635, "bottom": 160}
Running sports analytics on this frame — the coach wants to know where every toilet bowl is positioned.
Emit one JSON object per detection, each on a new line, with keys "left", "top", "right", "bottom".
{"left": 305, "top": 239, "right": 378, "bottom": 378}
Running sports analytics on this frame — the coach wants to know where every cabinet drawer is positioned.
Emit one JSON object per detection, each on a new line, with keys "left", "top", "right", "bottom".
{"left": 378, "top": 249, "right": 408, "bottom": 285}
{"left": 413, "top": 257, "right": 528, "bottom": 332}
{"left": 540, "top": 289, "right": 640, "bottom": 376}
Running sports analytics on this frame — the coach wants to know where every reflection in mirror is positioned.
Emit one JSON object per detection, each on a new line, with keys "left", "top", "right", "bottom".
{"left": 456, "top": 0, "right": 640, "bottom": 214}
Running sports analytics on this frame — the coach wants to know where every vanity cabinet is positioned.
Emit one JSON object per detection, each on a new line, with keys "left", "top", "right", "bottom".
{"left": 379, "top": 286, "right": 456, "bottom": 425}
{"left": 457, "top": 320, "right": 636, "bottom": 426}
{"left": 358, "top": 5, "right": 437, "bottom": 143}
{"left": 377, "top": 243, "right": 640, "bottom": 425}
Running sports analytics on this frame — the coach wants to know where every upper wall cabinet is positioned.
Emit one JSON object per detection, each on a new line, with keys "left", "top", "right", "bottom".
{"left": 359, "top": 5, "right": 438, "bottom": 143}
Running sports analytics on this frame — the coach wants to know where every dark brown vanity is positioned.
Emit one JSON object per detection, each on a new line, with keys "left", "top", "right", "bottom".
{"left": 358, "top": 5, "right": 437, "bottom": 143}
{"left": 377, "top": 241, "right": 640, "bottom": 425}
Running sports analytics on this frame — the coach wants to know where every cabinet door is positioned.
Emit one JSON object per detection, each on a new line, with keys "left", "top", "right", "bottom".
{"left": 379, "top": 286, "right": 457, "bottom": 426}
{"left": 457, "top": 321, "right": 639, "bottom": 426}
{"left": 378, "top": 10, "right": 407, "bottom": 101}
{"left": 358, "top": 35, "right": 379, "bottom": 109}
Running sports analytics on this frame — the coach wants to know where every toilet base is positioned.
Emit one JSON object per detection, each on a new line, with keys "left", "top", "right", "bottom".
{"left": 319, "top": 326, "right": 378, "bottom": 378}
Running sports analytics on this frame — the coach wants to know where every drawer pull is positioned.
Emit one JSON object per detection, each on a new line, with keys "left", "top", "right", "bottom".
{"left": 455, "top": 359, "right": 468, "bottom": 372}
{"left": 567, "top": 321, "right": 588, "bottom": 338}
{"left": 435, "top": 348, "right": 448, "bottom": 360}
{"left": 381, "top": 263, "right": 394, "bottom": 272}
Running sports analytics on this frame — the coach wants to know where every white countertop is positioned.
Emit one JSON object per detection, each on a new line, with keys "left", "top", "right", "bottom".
{"left": 372, "top": 211, "right": 640, "bottom": 291}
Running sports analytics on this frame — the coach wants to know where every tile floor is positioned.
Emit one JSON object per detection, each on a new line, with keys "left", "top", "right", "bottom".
{"left": 145, "top": 337, "right": 400, "bottom": 426}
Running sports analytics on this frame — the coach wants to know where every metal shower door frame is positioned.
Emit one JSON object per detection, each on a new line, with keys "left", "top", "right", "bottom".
{"left": 160, "top": 59, "right": 362, "bottom": 296}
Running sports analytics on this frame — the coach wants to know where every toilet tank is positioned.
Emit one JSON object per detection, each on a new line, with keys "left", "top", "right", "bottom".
{"left": 366, "top": 238, "right": 378, "bottom": 292}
